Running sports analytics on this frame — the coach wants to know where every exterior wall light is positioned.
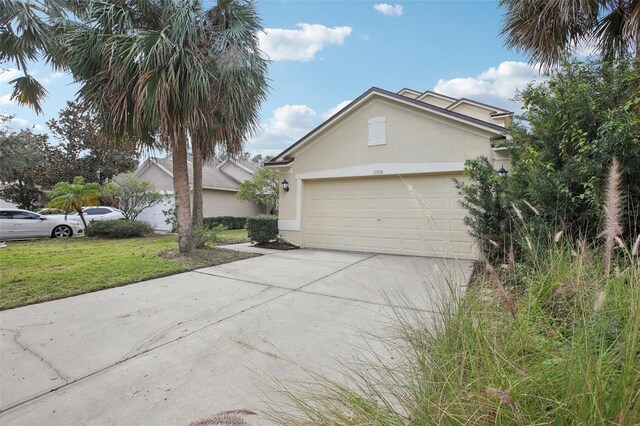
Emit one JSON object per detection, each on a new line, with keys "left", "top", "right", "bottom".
{"left": 498, "top": 166, "right": 508, "bottom": 178}
{"left": 282, "top": 179, "right": 290, "bottom": 192}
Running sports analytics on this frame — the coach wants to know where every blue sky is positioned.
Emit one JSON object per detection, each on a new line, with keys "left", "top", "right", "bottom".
{"left": 0, "top": 0, "right": 543, "bottom": 157}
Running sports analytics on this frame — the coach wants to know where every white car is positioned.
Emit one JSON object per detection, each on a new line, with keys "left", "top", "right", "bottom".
{"left": 0, "top": 208, "right": 85, "bottom": 240}
{"left": 48, "top": 206, "right": 126, "bottom": 223}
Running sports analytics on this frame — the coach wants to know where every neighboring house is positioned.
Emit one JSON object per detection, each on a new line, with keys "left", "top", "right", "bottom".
{"left": 265, "top": 87, "right": 512, "bottom": 260}
{"left": 135, "top": 156, "right": 263, "bottom": 230}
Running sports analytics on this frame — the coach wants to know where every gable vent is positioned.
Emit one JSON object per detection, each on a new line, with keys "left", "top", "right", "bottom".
{"left": 368, "top": 116, "right": 386, "bottom": 146}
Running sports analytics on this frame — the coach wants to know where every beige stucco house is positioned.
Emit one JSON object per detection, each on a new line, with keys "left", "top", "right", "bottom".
{"left": 135, "top": 156, "right": 263, "bottom": 230}
{"left": 265, "top": 87, "right": 512, "bottom": 259}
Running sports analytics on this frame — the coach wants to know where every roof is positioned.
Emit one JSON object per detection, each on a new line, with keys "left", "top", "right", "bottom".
{"left": 148, "top": 157, "right": 246, "bottom": 191}
{"left": 266, "top": 87, "right": 509, "bottom": 165}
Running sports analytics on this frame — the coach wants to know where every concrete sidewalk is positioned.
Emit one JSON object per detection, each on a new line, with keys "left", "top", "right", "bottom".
{"left": 1, "top": 249, "right": 472, "bottom": 425}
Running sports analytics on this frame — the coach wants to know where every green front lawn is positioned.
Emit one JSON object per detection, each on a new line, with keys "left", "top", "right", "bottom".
{"left": 0, "top": 230, "right": 251, "bottom": 310}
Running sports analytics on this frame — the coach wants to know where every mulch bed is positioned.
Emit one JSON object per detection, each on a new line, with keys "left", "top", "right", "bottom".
{"left": 255, "top": 240, "right": 298, "bottom": 250}
{"left": 158, "top": 247, "right": 257, "bottom": 270}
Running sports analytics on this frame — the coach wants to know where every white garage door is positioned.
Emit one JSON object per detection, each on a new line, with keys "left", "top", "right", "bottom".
{"left": 302, "top": 174, "right": 476, "bottom": 259}
{"left": 137, "top": 195, "right": 174, "bottom": 231}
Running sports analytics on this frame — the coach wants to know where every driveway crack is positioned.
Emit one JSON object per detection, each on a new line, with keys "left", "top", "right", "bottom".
{"left": 2, "top": 328, "right": 69, "bottom": 384}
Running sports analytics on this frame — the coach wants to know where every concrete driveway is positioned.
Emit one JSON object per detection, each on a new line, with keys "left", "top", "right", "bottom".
{"left": 1, "top": 247, "right": 472, "bottom": 425}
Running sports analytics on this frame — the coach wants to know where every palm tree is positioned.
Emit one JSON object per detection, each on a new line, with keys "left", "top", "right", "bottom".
{"left": 47, "top": 176, "right": 101, "bottom": 227}
{"left": 500, "top": 0, "right": 640, "bottom": 68}
{"left": 60, "top": 0, "right": 217, "bottom": 252}
{"left": 190, "top": 0, "right": 269, "bottom": 226}
{"left": 0, "top": 0, "right": 70, "bottom": 113}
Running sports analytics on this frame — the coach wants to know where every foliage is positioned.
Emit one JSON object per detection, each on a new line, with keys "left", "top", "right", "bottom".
{"left": 203, "top": 216, "right": 247, "bottom": 230}
{"left": 47, "top": 176, "right": 101, "bottom": 227}
{"left": 46, "top": 102, "right": 139, "bottom": 184}
{"left": 0, "top": 0, "right": 67, "bottom": 113}
{"left": 0, "top": 104, "right": 139, "bottom": 210}
{"left": 163, "top": 207, "right": 178, "bottom": 233}
{"left": 236, "top": 168, "right": 279, "bottom": 214}
{"left": 508, "top": 59, "right": 640, "bottom": 240}
{"left": 246, "top": 215, "right": 278, "bottom": 244}
{"left": 86, "top": 220, "right": 153, "bottom": 239}
{"left": 103, "top": 174, "right": 164, "bottom": 221}
{"left": 193, "top": 224, "right": 225, "bottom": 249}
{"left": 269, "top": 230, "right": 640, "bottom": 425}
{"left": 500, "top": 0, "right": 640, "bottom": 68}
{"left": 0, "top": 122, "right": 48, "bottom": 209}
{"left": 455, "top": 157, "right": 513, "bottom": 263}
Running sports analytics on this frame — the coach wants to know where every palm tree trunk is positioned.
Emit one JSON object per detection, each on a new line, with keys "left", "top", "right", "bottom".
{"left": 173, "top": 134, "right": 194, "bottom": 253}
{"left": 192, "top": 139, "right": 204, "bottom": 227}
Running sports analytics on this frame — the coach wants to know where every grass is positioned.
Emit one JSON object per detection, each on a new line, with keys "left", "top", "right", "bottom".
{"left": 0, "top": 229, "right": 252, "bottom": 310}
{"left": 268, "top": 237, "right": 640, "bottom": 425}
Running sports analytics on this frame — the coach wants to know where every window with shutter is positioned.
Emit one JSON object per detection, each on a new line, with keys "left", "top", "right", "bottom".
{"left": 368, "top": 117, "right": 386, "bottom": 146}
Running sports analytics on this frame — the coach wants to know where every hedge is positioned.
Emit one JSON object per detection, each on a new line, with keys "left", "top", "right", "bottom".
{"left": 86, "top": 220, "right": 153, "bottom": 239}
{"left": 246, "top": 215, "right": 278, "bottom": 244}
{"left": 202, "top": 216, "right": 247, "bottom": 230}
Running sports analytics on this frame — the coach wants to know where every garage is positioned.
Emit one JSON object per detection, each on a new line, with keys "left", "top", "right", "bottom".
{"left": 266, "top": 87, "right": 511, "bottom": 260}
{"left": 302, "top": 174, "right": 475, "bottom": 259}
{"left": 136, "top": 194, "right": 174, "bottom": 231}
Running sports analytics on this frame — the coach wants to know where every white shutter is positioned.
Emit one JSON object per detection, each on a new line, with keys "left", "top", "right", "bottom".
{"left": 368, "top": 117, "right": 386, "bottom": 146}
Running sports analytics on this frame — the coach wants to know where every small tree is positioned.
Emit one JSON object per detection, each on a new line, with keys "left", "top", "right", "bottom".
{"left": 236, "top": 168, "right": 279, "bottom": 215}
{"left": 455, "top": 157, "right": 514, "bottom": 262}
{"left": 104, "top": 173, "right": 164, "bottom": 221}
{"left": 47, "top": 177, "right": 101, "bottom": 227}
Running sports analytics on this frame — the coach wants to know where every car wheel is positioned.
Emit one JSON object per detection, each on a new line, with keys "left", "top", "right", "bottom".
{"left": 52, "top": 225, "right": 72, "bottom": 238}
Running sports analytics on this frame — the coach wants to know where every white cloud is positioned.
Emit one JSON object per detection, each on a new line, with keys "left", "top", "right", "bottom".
{"left": 374, "top": 3, "right": 403, "bottom": 17}
{"left": 322, "top": 100, "right": 352, "bottom": 119}
{"left": 0, "top": 94, "right": 15, "bottom": 106}
{"left": 0, "top": 68, "right": 21, "bottom": 84}
{"left": 47, "top": 71, "right": 65, "bottom": 80}
{"left": 10, "top": 117, "right": 29, "bottom": 127}
{"left": 259, "top": 24, "right": 353, "bottom": 62}
{"left": 433, "top": 61, "right": 543, "bottom": 110}
{"left": 247, "top": 104, "right": 318, "bottom": 156}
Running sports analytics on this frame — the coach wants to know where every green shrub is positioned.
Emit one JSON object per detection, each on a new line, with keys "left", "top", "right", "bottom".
{"left": 246, "top": 215, "right": 278, "bottom": 244}
{"left": 202, "top": 216, "right": 247, "bottom": 230}
{"left": 193, "top": 224, "right": 224, "bottom": 249}
{"left": 86, "top": 220, "right": 153, "bottom": 238}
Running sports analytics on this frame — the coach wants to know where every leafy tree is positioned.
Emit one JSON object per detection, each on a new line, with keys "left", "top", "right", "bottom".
{"left": 236, "top": 168, "right": 279, "bottom": 215}
{"left": 455, "top": 157, "right": 513, "bottom": 263}
{"left": 500, "top": 0, "right": 640, "bottom": 68}
{"left": 103, "top": 174, "right": 164, "bottom": 221}
{"left": 509, "top": 59, "right": 640, "bottom": 239}
{"left": 0, "top": 122, "right": 48, "bottom": 209}
{"left": 47, "top": 102, "right": 139, "bottom": 184}
{"left": 458, "top": 59, "right": 640, "bottom": 260}
{"left": 47, "top": 176, "right": 101, "bottom": 227}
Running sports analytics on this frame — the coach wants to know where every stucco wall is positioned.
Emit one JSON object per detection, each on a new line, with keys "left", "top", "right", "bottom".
{"left": 201, "top": 189, "right": 263, "bottom": 217}
{"left": 448, "top": 102, "right": 495, "bottom": 124}
{"left": 417, "top": 94, "right": 454, "bottom": 108}
{"left": 273, "top": 96, "right": 507, "bottom": 239}
{"left": 139, "top": 163, "right": 174, "bottom": 191}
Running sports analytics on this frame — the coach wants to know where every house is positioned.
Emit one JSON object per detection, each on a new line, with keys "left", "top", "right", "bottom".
{"left": 135, "top": 156, "right": 263, "bottom": 230}
{"left": 265, "top": 87, "right": 512, "bottom": 259}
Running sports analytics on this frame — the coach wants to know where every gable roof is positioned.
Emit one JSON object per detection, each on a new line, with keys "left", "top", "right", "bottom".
{"left": 266, "top": 87, "right": 509, "bottom": 165}
{"left": 137, "top": 157, "right": 245, "bottom": 191}
{"left": 446, "top": 98, "right": 511, "bottom": 115}
{"left": 416, "top": 90, "right": 457, "bottom": 103}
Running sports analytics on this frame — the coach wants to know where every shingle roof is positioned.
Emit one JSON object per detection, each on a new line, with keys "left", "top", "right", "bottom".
{"left": 153, "top": 157, "right": 242, "bottom": 191}
{"left": 236, "top": 158, "right": 260, "bottom": 172}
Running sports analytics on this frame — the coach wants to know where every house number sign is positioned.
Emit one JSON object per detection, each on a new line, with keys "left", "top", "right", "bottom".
{"left": 373, "top": 169, "right": 384, "bottom": 175}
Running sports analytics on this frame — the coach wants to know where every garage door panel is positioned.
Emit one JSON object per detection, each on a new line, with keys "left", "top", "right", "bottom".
{"left": 302, "top": 175, "right": 477, "bottom": 259}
